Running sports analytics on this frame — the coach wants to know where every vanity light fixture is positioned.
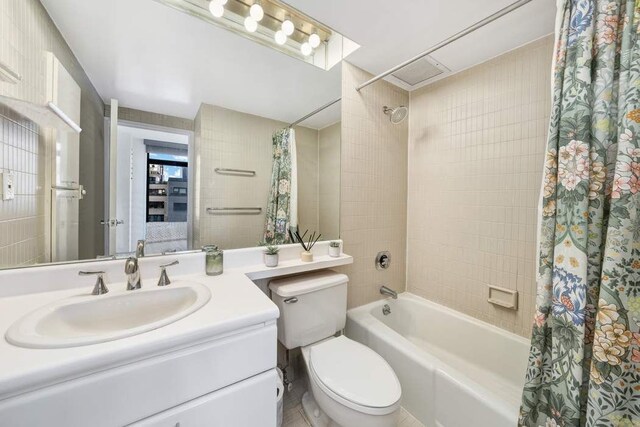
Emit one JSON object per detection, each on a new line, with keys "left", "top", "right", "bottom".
{"left": 300, "top": 42, "right": 312, "bottom": 56}
{"left": 209, "top": 1, "right": 224, "bottom": 17}
{"left": 274, "top": 30, "right": 287, "bottom": 45}
{"left": 249, "top": 1, "right": 264, "bottom": 21}
{"left": 281, "top": 17, "right": 294, "bottom": 36}
{"left": 154, "top": 0, "right": 360, "bottom": 70}
{"left": 308, "top": 33, "right": 320, "bottom": 48}
{"left": 244, "top": 16, "right": 258, "bottom": 32}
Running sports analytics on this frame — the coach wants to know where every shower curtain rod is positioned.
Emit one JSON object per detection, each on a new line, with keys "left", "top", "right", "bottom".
{"left": 356, "top": 0, "right": 533, "bottom": 92}
{"left": 289, "top": 97, "right": 341, "bottom": 128}
{"left": 289, "top": 0, "right": 532, "bottom": 126}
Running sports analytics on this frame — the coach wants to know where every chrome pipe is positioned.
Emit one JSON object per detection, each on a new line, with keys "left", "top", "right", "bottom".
{"left": 206, "top": 207, "right": 263, "bottom": 215}
{"left": 380, "top": 285, "right": 398, "bottom": 299}
{"left": 289, "top": 97, "right": 341, "bottom": 128}
{"left": 215, "top": 168, "right": 256, "bottom": 176}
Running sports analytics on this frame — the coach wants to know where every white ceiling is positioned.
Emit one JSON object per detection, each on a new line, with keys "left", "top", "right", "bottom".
{"left": 41, "top": 0, "right": 556, "bottom": 129}
{"left": 287, "top": 0, "right": 557, "bottom": 91}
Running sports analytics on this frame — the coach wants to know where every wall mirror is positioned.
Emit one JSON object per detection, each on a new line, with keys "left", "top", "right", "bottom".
{"left": 0, "top": 0, "right": 351, "bottom": 270}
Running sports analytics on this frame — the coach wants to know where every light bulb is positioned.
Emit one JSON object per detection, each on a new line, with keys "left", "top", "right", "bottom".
{"left": 209, "top": 1, "right": 224, "bottom": 17}
{"left": 281, "top": 19, "right": 294, "bottom": 36}
{"left": 250, "top": 3, "right": 264, "bottom": 21}
{"left": 275, "top": 30, "right": 287, "bottom": 45}
{"left": 244, "top": 16, "right": 258, "bottom": 32}
{"left": 300, "top": 42, "right": 312, "bottom": 56}
{"left": 309, "top": 33, "right": 321, "bottom": 48}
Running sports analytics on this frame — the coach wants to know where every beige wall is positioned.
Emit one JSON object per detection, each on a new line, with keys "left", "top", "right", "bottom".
{"left": 318, "top": 121, "right": 340, "bottom": 241}
{"left": 406, "top": 36, "right": 553, "bottom": 337}
{"left": 0, "top": 107, "right": 46, "bottom": 267}
{"left": 339, "top": 62, "right": 408, "bottom": 309}
{"left": 295, "top": 126, "right": 319, "bottom": 233}
{"left": 193, "top": 104, "right": 321, "bottom": 249}
{"left": 0, "top": 0, "right": 105, "bottom": 264}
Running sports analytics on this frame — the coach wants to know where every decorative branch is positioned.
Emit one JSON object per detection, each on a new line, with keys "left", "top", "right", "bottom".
{"left": 293, "top": 229, "right": 322, "bottom": 252}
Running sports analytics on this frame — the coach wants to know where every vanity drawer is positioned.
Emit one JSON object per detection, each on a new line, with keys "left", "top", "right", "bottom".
{"left": 0, "top": 323, "right": 276, "bottom": 427}
{"left": 130, "top": 369, "right": 277, "bottom": 427}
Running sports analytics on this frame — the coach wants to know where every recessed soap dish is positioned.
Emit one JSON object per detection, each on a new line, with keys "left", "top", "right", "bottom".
{"left": 487, "top": 285, "right": 518, "bottom": 310}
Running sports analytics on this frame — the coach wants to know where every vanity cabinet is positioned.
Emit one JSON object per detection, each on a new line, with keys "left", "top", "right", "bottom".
{"left": 0, "top": 323, "right": 277, "bottom": 427}
{"left": 132, "top": 369, "right": 277, "bottom": 426}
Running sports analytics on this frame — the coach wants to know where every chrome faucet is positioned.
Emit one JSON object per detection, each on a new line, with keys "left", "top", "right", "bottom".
{"left": 157, "top": 260, "right": 179, "bottom": 287}
{"left": 125, "top": 257, "right": 142, "bottom": 290}
{"left": 136, "top": 240, "right": 145, "bottom": 258}
{"left": 380, "top": 285, "right": 398, "bottom": 299}
{"left": 79, "top": 270, "right": 109, "bottom": 295}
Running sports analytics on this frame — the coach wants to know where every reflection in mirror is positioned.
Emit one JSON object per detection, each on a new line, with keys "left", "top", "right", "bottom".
{"left": 193, "top": 102, "right": 341, "bottom": 250}
{"left": 0, "top": 0, "right": 348, "bottom": 270}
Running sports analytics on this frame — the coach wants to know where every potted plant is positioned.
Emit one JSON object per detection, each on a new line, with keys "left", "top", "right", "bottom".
{"left": 263, "top": 245, "right": 280, "bottom": 267}
{"left": 329, "top": 241, "right": 341, "bottom": 257}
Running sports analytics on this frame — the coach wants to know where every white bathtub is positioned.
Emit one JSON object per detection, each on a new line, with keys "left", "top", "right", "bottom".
{"left": 346, "top": 293, "right": 530, "bottom": 427}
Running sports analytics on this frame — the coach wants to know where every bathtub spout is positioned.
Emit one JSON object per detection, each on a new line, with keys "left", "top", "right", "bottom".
{"left": 380, "top": 285, "right": 398, "bottom": 299}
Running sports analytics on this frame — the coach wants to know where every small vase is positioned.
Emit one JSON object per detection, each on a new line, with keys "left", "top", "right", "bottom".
{"left": 264, "top": 253, "right": 279, "bottom": 268}
{"left": 329, "top": 246, "right": 341, "bottom": 257}
{"left": 203, "top": 245, "right": 223, "bottom": 276}
{"left": 300, "top": 251, "right": 313, "bottom": 262}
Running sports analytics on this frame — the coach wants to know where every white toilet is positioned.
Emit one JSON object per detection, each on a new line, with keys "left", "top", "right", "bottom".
{"left": 269, "top": 270, "right": 401, "bottom": 427}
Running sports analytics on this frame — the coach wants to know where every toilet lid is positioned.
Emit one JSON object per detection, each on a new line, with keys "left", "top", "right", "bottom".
{"left": 309, "top": 336, "right": 401, "bottom": 409}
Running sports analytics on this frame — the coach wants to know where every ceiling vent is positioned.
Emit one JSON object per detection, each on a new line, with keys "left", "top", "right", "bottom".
{"left": 391, "top": 55, "right": 449, "bottom": 87}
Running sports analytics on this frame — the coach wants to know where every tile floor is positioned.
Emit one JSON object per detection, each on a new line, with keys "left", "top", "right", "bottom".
{"left": 281, "top": 377, "right": 424, "bottom": 427}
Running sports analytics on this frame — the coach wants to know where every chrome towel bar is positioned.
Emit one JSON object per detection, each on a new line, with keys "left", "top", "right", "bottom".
{"left": 0, "top": 61, "right": 21, "bottom": 84}
{"left": 214, "top": 168, "right": 255, "bottom": 176}
{"left": 207, "top": 207, "right": 262, "bottom": 215}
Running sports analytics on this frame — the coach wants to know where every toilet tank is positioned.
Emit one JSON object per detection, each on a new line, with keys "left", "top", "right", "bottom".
{"left": 269, "top": 270, "right": 348, "bottom": 349}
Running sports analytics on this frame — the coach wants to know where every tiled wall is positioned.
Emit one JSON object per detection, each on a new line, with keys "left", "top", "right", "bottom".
{"left": 318, "top": 121, "right": 340, "bottom": 241}
{"left": 406, "top": 36, "right": 553, "bottom": 337}
{"left": 0, "top": 107, "right": 45, "bottom": 267}
{"left": 193, "top": 104, "right": 325, "bottom": 249}
{"left": 295, "top": 125, "right": 319, "bottom": 233}
{"left": 339, "top": 62, "right": 408, "bottom": 309}
{"left": 0, "top": 0, "right": 105, "bottom": 264}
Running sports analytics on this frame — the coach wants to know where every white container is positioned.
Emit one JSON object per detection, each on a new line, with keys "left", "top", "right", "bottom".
{"left": 329, "top": 245, "right": 341, "bottom": 257}
{"left": 264, "top": 253, "right": 279, "bottom": 268}
{"left": 269, "top": 271, "right": 348, "bottom": 349}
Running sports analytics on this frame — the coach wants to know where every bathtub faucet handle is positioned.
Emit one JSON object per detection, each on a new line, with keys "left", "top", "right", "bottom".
{"left": 380, "top": 285, "right": 398, "bottom": 299}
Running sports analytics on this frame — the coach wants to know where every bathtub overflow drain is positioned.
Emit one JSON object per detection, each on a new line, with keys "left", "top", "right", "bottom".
{"left": 383, "top": 304, "right": 391, "bottom": 315}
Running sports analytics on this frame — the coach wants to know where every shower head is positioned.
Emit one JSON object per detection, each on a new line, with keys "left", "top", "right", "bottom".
{"left": 383, "top": 105, "right": 408, "bottom": 124}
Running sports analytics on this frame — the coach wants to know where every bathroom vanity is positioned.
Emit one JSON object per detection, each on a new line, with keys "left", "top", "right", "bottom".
{"left": 0, "top": 242, "right": 351, "bottom": 426}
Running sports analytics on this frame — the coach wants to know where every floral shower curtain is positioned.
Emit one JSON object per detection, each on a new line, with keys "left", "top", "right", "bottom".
{"left": 263, "top": 128, "right": 297, "bottom": 244}
{"left": 519, "top": 0, "right": 640, "bottom": 426}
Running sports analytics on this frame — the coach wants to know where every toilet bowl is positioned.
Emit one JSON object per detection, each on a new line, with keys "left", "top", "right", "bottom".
{"left": 268, "top": 270, "right": 402, "bottom": 427}
{"left": 300, "top": 336, "right": 401, "bottom": 427}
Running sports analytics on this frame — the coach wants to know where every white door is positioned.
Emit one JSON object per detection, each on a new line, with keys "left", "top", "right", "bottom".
{"left": 48, "top": 53, "right": 82, "bottom": 262}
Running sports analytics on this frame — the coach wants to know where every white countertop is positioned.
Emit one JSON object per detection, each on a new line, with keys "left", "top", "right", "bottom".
{"left": 0, "top": 271, "right": 278, "bottom": 400}
{"left": 0, "top": 241, "right": 353, "bottom": 401}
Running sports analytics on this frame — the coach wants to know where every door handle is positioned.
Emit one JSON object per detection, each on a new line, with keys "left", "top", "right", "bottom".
{"left": 100, "top": 219, "right": 124, "bottom": 227}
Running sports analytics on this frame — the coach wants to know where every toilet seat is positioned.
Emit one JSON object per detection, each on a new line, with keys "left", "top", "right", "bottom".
{"left": 307, "top": 336, "right": 401, "bottom": 416}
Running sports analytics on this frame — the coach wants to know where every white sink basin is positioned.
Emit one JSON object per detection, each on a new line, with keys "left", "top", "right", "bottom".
{"left": 6, "top": 281, "right": 211, "bottom": 349}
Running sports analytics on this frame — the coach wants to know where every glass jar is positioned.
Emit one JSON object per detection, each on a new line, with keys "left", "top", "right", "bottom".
{"left": 203, "top": 245, "right": 223, "bottom": 276}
